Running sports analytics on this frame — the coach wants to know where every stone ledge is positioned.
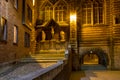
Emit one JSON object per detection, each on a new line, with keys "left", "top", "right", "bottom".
{"left": 16, "top": 61, "right": 64, "bottom": 80}
{"left": 0, "top": 59, "right": 19, "bottom": 67}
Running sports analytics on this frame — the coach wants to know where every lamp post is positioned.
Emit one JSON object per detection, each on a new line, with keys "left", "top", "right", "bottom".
{"left": 70, "top": 13, "right": 76, "bottom": 22}
{"left": 70, "top": 12, "right": 77, "bottom": 53}
{"left": 70, "top": 12, "right": 80, "bottom": 70}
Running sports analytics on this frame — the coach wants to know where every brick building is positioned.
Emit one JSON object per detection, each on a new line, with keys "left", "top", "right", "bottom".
{"left": 0, "top": 0, "right": 37, "bottom": 63}
{"left": 0, "top": 0, "right": 120, "bottom": 70}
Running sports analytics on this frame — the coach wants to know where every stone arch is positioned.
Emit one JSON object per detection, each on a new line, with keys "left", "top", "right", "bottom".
{"left": 80, "top": 48, "right": 109, "bottom": 67}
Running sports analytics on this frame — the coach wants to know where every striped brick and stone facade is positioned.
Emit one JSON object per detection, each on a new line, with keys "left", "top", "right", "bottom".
{"left": 1, "top": 0, "right": 120, "bottom": 70}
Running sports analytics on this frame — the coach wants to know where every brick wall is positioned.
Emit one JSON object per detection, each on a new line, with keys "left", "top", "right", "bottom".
{"left": 0, "top": 0, "right": 36, "bottom": 63}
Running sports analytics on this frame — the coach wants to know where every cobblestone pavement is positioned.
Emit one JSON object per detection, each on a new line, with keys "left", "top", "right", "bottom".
{"left": 0, "top": 63, "right": 55, "bottom": 80}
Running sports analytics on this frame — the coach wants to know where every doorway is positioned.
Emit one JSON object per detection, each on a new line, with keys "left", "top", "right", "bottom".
{"left": 80, "top": 48, "right": 109, "bottom": 70}
{"left": 83, "top": 53, "right": 99, "bottom": 64}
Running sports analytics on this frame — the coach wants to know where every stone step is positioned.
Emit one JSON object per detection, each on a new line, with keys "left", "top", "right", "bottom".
{"left": 81, "top": 77, "right": 90, "bottom": 80}
{"left": 90, "top": 77, "right": 102, "bottom": 80}
{"left": 36, "top": 50, "right": 65, "bottom": 54}
{"left": 22, "top": 57, "right": 65, "bottom": 60}
{"left": 33, "top": 53, "right": 64, "bottom": 56}
{"left": 31, "top": 56, "right": 65, "bottom": 58}
{"left": 20, "top": 53, "right": 65, "bottom": 63}
{"left": 20, "top": 59, "right": 59, "bottom": 63}
{"left": 81, "top": 64, "right": 106, "bottom": 70}
{"left": 31, "top": 54, "right": 65, "bottom": 58}
{"left": 81, "top": 77, "right": 102, "bottom": 80}
{"left": 30, "top": 55, "right": 65, "bottom": 58}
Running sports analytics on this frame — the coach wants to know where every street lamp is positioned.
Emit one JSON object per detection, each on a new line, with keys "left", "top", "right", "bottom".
{"left": 70, "top": 13, "right": 77, "bottom": 22}
{"left": 70, "top": 12, "right": 77, "bottom": 53}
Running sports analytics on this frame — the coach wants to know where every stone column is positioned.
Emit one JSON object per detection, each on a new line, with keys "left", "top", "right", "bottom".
{"left": 69, "top": 1, "right": 79, "bottom": 70}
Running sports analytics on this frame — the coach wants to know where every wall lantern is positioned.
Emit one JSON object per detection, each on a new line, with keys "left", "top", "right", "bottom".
{"left": 33, "top": 0, "right": 35, "bottom": 6}
{"left": 70, "top": 13, "right": 77, "bottom": 22}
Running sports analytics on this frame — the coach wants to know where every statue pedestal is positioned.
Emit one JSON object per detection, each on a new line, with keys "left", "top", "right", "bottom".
{"left": 38, "top": 40, "right": 66, "bottom": 52}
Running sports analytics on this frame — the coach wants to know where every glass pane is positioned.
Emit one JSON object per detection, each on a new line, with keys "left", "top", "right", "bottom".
{"left": 87, "top": 3, "right": 91, "bottom": 8}
{"left": 93, "top": 2, "right": 98, "bottom": 7}
{"left": 50, "top": 10, "right": 53, "bottom": 19}
{"left": 63, "top": 11, "right": 66, "bottom": 21}
{"left": 82, "top": 4, "right": 86, "bottom": 8}
{"left": 0, "top": 18, "right": 7, "bottom": 41}
{"left": 87, "top": 9, "right": 91, "bottom": 24}
{"left": 13, "top": 26, "right": 17, "bottom": 43}
{"left": 93, "top": 8, "right": 98, "bottom": 24}
{"left": 115, "top": 15, "right": 120, "bottom": 24}
{"left": 82, "top": 9, "right": 87, "bottom": 24}
{"left": 55, "top": 11, "right": 59, "bottom": 21}
{"left": 99, "top": 8, "right": 103, "bottom": 23}
{"left": 99, "top": 3, "right": 103, "bottom": 7}
{"left": 60, "top": 11, "right": 63, "bottom": 21}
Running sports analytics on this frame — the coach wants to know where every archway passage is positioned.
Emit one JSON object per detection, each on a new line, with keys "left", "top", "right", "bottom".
{"left": 83, "top": 53, "right": 99, "bottom": 65}
{"left": 80, "top": 48, "right": 109, "bottom": 70}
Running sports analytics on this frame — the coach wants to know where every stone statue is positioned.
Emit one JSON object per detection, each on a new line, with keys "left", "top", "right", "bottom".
{"left": 60, "top": 31, "right": 65, "bottom": 41}
{"left": 51, "top": 27, "right": 54, "bottom": 39}
{"left": 42, "top": 30, "right": 46, "bottom": 41}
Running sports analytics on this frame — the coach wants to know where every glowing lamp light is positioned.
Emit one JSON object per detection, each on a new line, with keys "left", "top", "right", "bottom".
{"left": 70, "top": 14, "right": 76, "bottom": 22}
{"left": 33, "top": 0, "right": 35, "bottom": 6}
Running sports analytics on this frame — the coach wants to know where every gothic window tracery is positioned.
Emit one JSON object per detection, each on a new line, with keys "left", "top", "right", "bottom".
{"left": 41, "top": 0, "right": 68, "bottom": 23}
{"left": 42, "top": 1, "right": 53, "bottom": 22}
{"left": 55, "top": 5, "right": 67, "bottom": 22}
{"left": 54, "top": 0, "right": 67, "bottom": 22}
{"left": 44, "top": 6, "right": 53, "bottom": 21}
{"left": 82, "top": 0, "right": 103, "bottom": 25}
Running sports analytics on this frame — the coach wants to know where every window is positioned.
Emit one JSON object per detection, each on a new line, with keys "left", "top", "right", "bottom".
{"left": 13, "top": 25, "right": 18, "bottom": 44}
{"left": 82, "top": 0, "right": 103, "bottom": 25}
{"left": 0, "top": 17, "right": 7, "bottom": 41}
{"left": 27, "top": 5, "right": 32, "bottom": 22}
{"left": 113, "top": 1, "right": 120, "bottom": 24}
{"left": 115, "top": 15, "right": 120, "bottom": 24}
{"left": 44, "top": 6, "right": 53, "bottom": 21}
{"left": 82, "top": 3, "right": 92, "bottom": 24}
{"left": 55, "top": 5, "right": 67, "bottom": 22}
{"left": 13, "top": 0, "right": 18, "bottom": 9}
{"left": 24, "top": 32, "right": 30, "bottom": 47}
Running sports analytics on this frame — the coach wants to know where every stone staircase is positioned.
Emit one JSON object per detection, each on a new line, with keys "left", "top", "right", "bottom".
{"left": 81, "top": 64, "right": 106, "bottom": 70}
{"left": 20, "top": 53, "right": 65, "bottom": 63}
{"left": 80, "top": 70, "right": 120, "bottom": 80}
{"left": 81, "top": 77, "right": 103, "bottom": 80}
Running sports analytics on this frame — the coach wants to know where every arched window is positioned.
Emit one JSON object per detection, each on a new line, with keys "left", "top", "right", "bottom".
{"left": 82, "top": 0, "right": 103, "bottom": 25}
{"left": 44, "top": 6, "right": 53, "bottom": 21}
{"left": 82, "top": 3, "right": 92, "bottom": 24}
{"left": 83, "top": 53, "right": 99, "bottom": 64}
{"left": 55, "top": 5, "right": 67, "bottom": 22}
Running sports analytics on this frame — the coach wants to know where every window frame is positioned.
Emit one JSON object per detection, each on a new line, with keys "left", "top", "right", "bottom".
{"left": 44, "top": 6, "right": 53, "bottom": 21}
{"left": 13, "top": 0, "right": 18, "bottom": 9}
{"left": 114, "top": 14, "right": 120, "bottom": 25}
{"left": 24, "top": 32, "right": 30, "bottom": 47}
{"left": 55, "top": 5, "right": 67, "bottom": 22}
{"left": 0, "top": 17, "right": 7, "bottom": 42}
{"left": 27, "top": 5, "right": 32, "bottom": 23}
{"left": 82, "top": 1, "right": 104, "bottom": 26}
{"left": 13, "top": 25, "right": 18, "bottom": 45}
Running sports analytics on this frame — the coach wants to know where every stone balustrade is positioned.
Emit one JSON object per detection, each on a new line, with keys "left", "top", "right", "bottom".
{"left": 16, "top": 61, "right": 65, "bottom": 80}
